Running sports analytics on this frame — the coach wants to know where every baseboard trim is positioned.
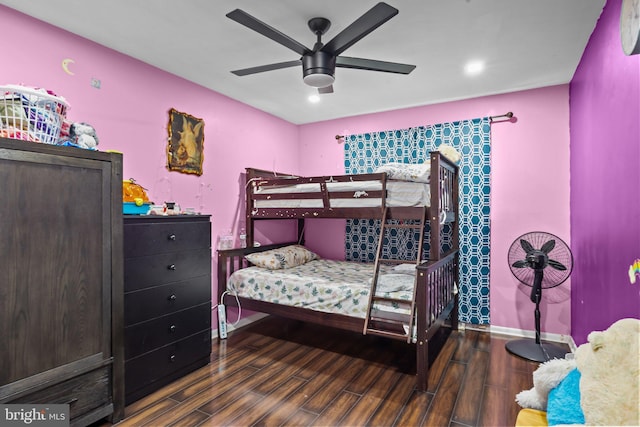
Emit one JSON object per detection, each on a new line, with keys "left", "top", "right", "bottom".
{"left": 212, "top": 312, "right": 269, "bottom": 339}
{"left": 463, "top": 323, "right": 577, "bottom": 352}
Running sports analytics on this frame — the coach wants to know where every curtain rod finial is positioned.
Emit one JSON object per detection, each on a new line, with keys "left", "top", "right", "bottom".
{"left": 490, "top": 111, "right": 515, "bottom": 122}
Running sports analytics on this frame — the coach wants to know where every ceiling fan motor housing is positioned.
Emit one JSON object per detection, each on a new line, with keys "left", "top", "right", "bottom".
{"left": 302, "top": 51, "right": 336, "bottom": 87}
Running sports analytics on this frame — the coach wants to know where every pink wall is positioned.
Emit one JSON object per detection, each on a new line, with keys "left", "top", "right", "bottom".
{"left": 0, "top": 6, "right": 300, "bottom": 302}
{"left": 569, "top": 0, "right": 640, "bottom": 344}
{"left": 299, "top": 86, "right": 572, "bottom": 335}
{"left": 2, "top": 6, "right": 574, "bottom": 336}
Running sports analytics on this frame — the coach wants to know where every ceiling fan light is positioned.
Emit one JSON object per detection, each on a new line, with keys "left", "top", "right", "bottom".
{"left": 303, "top": 72, "right": 335, "bottom": 88}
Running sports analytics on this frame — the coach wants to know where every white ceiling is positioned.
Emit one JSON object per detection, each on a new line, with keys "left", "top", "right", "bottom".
{"left": 1, "top": 0, "right": 606, "bottom": 125}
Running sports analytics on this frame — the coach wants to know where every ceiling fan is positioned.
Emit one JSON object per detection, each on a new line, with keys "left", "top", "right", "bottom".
{"left": 226, "top": 2, "right": 416, "bottom": 94}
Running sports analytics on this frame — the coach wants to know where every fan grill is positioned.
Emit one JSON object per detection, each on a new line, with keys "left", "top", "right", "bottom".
{"left": 508, "top": 232, "right": 573, "bottom": 289}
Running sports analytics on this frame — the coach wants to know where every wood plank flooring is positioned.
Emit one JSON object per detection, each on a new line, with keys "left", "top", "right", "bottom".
{"left": 105, "top": 316, "right": 564, "bottom": 427}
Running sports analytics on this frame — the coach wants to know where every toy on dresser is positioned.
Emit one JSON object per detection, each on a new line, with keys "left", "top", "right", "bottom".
{"left": 122, "top": 179, "right": 152, "bottom": 215}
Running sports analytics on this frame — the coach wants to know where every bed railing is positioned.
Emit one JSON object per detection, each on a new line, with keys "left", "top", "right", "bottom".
{"left": 414, "top": 249, "right": 459, "bottom": 390}
{"left": 416, "top": 249, "right": 459, "bottom": 338}
{"left": 246, "top": 169, "right": 388, "bottom": 220}
{"left": 428, "top": 152, "right": 459, "bottom": 258}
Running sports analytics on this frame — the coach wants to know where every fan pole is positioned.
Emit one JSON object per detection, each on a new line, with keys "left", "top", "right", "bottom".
{"left": 506, "top": 266, "right": 567, "bottom": 362}
{"left": 532, "top": 269, "right": 543, "bottom": 345}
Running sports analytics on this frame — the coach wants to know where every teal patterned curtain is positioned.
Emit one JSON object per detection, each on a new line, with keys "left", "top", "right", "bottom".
{"left": 344, "top": 118, "right": 491, "bottom": 324}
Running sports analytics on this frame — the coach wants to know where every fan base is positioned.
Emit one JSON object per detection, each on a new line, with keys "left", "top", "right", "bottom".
{"left": 505, "top": 339, "right": 568, "bottom": 363}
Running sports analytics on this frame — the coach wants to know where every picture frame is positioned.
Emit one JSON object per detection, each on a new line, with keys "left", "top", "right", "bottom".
{"left": 167, "top": 108, "right": 204, "bottom": 175}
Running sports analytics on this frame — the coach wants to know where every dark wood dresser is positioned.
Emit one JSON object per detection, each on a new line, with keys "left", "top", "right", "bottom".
{"left": 0, "top": 137, "right": 124, "bottom": 426}
{"left": 123, "top": 215, "right": 212, "bottom": 404}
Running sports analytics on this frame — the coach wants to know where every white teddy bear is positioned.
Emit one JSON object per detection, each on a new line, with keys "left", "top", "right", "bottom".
{"left": 436, "top": 143, "right": 462, "bottom": 164}
{"left": 516, "top": 357, "right": 577, "bottom": 411}
{"left": 575, "top": 317, "right": 640, "bottom": 426}
{"left": 69, "top": 122, "right": 99, "bottom": 149}
{"left": 516, "top": 318, "right": 640, "bottom": 426}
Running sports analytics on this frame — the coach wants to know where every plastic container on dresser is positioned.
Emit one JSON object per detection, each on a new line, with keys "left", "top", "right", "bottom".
{"left": 0, "top": 137, "right": 124, "bottom": 426}
{"left": 123, "top": 215, "right": 212, "bottom": 405}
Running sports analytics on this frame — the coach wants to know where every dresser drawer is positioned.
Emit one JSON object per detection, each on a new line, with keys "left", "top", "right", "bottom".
{"left": 124, "top": 331, "right": 211, "bottom": 397}
{"left": 124, "top": 276, "right": 211, "bottom": 325}
{"left": 11, "top": 366, "right": 110, "bottom": 421}
{"left": 124, "top": 303, "right": 212, "bottom": 360}
{"left": 124, "top": 248, "right": 211, "bottom": 291}
{"left": 124, "top": 220, "right": 211, "bottom": 257}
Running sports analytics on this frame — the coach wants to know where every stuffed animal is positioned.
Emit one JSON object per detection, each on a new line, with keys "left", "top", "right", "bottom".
{"left": 516, "top": 357, "right": 577, "bottom": 411}
{"left": 69, "top": 122, "right": 99, "bottom": 149}
{"left": 436, "top": 143, "right": 462, "bottom": 164}
{"left": 575, "top": 317, "right": 640, "bottom": 426}
{"left": 516, "top": 318, "right": 640, "bottom": 426}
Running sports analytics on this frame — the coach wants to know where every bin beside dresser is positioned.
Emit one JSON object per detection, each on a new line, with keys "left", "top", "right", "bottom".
{"left": 123, "top": 215, "right": 212, "bottom": 405}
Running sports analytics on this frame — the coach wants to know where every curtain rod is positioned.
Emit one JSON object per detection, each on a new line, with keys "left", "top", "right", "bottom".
{"left": 335, "top": 112, "right": 514, "bottom": 140}
{"left": 490, "top": 112, "right": 514, "bottom": 122}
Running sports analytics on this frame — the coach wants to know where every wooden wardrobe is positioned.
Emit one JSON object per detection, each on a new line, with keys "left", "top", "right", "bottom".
{"left": 0, "top": 138, "right": 124, "bottom": 426}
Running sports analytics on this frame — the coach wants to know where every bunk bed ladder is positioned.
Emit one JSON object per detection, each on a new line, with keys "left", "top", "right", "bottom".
{"left": 363, "top": 206, "right": 428, "bottom": 343}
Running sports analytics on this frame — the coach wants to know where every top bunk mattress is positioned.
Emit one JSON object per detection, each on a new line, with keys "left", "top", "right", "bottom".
{"left": 253, "top": 180, "right": 431, "bottom": 208}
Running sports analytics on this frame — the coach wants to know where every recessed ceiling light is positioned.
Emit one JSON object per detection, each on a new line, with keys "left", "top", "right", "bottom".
{"left": 464, "top": 60, "right": 485, "bottom": 76}
{"left": 308, "top": 94, "right": 320, "bottom": 103}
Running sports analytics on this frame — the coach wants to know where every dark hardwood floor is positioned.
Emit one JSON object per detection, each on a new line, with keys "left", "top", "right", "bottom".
{"left": 107, "top": 316, "right": 559, "bottom": 427}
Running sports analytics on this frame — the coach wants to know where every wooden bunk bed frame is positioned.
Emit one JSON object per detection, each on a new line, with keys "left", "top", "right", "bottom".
{"left": 217, "top": 152, "right": 459, "bottom": 391}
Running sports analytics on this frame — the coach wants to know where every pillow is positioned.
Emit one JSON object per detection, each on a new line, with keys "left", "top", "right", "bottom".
{"left": 392, "top": 263, "right": 417, "bottom": 275}
{"left": 371, "top": 273, "right": 415, "bottom": 294}
{"left": 244, "top": 245, "right": 318, "bottom": 270}
{"left": 375, "top": 162, "right": 431, "bottom": 183}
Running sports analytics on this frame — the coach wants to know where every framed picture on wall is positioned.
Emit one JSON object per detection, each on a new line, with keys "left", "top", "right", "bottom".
{"left": 167, "top": 108, "right": 204, "bottom": 175}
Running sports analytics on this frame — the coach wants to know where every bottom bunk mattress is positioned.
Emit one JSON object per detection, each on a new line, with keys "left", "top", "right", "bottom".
{"left": 226, "top": 259, "right": 416, "bottom": 319}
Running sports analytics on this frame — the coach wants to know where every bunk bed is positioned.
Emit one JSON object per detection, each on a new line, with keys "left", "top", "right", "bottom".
{"left": 217, "top": 151, "right": 459, "bottom": 391}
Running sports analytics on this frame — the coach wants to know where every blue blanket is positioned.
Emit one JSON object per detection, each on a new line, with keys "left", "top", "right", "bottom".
{"left": 547, "top": 368, "right": 585, "bottom": 425}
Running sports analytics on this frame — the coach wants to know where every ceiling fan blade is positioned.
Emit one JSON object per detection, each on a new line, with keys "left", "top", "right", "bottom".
{"left": 227, "top": 9, "right": 311, "bottom": 56}
{"left": 520, "top": 239, "right": 535, "bottom": 254}
{"left": 318, "top": 85, "right": 334, "bottom": 94}
{"left": 321, "top": 2, "right": 398, "bottom": 56}
{"left": 336, "top": 56, "right": 415, "bottom": 74}
{"left": 511, "top": 260, "right": 529, "bottom": 268}
{"left": 547, "top": 259, "right": 568, "bottom": 271}
{"left": 540, "top": 239, "right": 556, "bottom": 254}
{"left": 231, "top": 60, "right": 302, "bottom": 76}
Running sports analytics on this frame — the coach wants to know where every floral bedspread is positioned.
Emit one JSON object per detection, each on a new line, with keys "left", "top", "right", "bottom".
{"left": 227, "top": 259, "right": 415, "bottom": 318}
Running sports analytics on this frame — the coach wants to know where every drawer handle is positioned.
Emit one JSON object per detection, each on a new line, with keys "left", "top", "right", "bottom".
{"left": 169, "top": 355, "right": 176, "bottom": 363}
{"left": 169, "top": 325, "right": 177, "bottom": 333}
{"left": 168, "top": 234, "right": 176, "bottom": 241}
{"left": 168, "top": 294, "right": 177, "bottom": 301}
{"left": 168, "top": 264, "right": 176, "bottom": 270}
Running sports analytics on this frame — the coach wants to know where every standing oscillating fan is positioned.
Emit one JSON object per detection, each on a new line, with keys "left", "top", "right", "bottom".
{"left": 506, "top": 231, "right": 573, "bottom": 362}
